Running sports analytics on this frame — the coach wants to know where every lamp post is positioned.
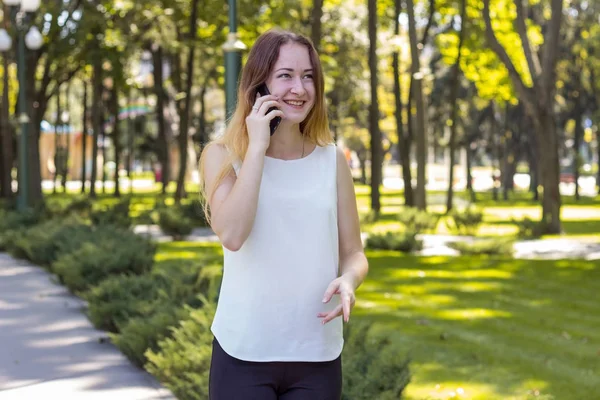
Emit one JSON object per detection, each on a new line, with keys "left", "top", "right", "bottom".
{"left": 0, "top": 0, "right": 43, "bottom": 211}
{"left": 222, "top": 0, "right": 246, "bottom": 120}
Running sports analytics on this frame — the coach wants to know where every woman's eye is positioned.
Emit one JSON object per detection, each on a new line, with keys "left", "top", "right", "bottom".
{"left": 303, "top": 74, "right": 314, "bottom": 79}
{"left": 278, "top": 74, "right": 291, "bottom": 78}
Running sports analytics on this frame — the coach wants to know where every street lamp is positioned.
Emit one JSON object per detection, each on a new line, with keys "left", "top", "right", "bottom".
{"left": 0, "top": 0, "right": 43, "bottom": 210}
{"left": 222, "top": 0, "right": 246, "bottom": 120}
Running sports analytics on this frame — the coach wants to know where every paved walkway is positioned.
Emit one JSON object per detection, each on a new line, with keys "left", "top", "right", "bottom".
{"left": 0, "top": 254, "right": 175, "bottom": 400}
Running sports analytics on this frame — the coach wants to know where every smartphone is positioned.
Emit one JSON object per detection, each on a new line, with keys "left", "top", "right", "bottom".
{"left": 257, "top": 84, "right": 281, "bottom": 136}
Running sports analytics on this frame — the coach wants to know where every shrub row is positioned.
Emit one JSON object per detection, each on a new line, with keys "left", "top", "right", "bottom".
{"left": 1, "top": 197, "right": 411, "bottom": 399}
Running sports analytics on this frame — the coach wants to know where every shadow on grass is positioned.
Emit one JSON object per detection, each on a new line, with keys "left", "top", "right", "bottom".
{"left": 355, "top": 252, "right": 600, "bottom": 399}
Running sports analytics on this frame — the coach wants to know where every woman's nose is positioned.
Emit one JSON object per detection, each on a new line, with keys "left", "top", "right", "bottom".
{"left": 290, "top": 78, "right": 306, "bottom": 95}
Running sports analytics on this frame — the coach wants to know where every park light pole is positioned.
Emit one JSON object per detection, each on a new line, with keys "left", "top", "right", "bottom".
{"left": 222, "top": 0, "right": 246, "bottom": 120}
{"left": 0, "top": 0, "right": 43, "bottom": 211}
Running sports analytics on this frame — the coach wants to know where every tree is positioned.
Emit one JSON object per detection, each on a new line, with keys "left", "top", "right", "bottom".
{"left": 368, "top": 0, "right": 383, "bottom": 214}
{"left": 482, "top": 0, "right": 565, "bottom": 233}
{"left": 407, "top": 0, "right": 427, "bottom": 210}
{"left": 445, "top": 0, "right": 467, "bottom": 212}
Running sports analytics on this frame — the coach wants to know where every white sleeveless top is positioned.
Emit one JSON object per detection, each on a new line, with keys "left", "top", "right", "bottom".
{"left": 211, "top": 143, "right": 344, "bottom": 362}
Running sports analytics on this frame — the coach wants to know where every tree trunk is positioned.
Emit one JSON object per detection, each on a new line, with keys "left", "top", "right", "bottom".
{"left": 90, "top": 54, "right": 102, "bottom": 198}
{"left": 127, "top": 87, "right": 134, "bottom": 195}
{"left": 54, "top": 86, "right": 61, "bottom": 194}
{"left": 393, "top": 0, "right": 413, "bottom": 207}
{"left": 101, "top": 106, "right": 107, "bottom": 194}
{"left": 152, "top": 46, "right": 170, "bottom": 195}
{"left": 111, "top": 82, "right": 121, "bottom": 198}
{"left": 537, "top": 111, "right": 561, "bottom": 233}
{"left": 81, "top": 79, "right": 88, "bottom": 193}
{"left": 407, "top": 0, "right": 427, "bottom": 210}
{"left": 61, "top": 82, "right": 71, "bottom": 193}
{"left": 573, "top": 106, "right": 583, "bottom": 201}
{"left": 311, "top": 0, "right": 323, "bottom": 53}
{"left": 528, "top": 140, "right": 539, "bottom": 201}
{"left": 466, "top": 144, "right": 476, "bottom": 203}
{"left": 446, "top": 0, "right": 467, "bottom": 213}
{"left": 1, "top": 51, "right": 13, "bottom": 200}
{"left": 368, "top": 0, "right": 383, "bottom": 214}
{"left": 175, "top": 0, "right": 199, "bottom": 202}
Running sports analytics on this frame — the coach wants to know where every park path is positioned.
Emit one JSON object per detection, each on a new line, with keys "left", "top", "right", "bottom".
{"left": 0, "top": 253, "right": 175, "bottom": 400}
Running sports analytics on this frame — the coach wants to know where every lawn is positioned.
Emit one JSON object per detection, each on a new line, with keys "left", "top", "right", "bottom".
{"left": 354, "top": 185, "right": 600, "bottom": 240}
{"left": 356, "top": 251, "right": 600, "bottom": 400}
{"left": 154, "top": 241, "right": 600, "bottom": 400}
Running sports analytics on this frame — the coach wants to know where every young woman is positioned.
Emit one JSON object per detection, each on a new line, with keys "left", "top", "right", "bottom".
{"left": 199, "top": 29, "right": 369, "bottom": 400}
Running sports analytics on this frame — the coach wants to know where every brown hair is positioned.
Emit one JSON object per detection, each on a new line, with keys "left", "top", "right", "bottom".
{"left": 199, "top": 29, "right": 333, "bottom": 224}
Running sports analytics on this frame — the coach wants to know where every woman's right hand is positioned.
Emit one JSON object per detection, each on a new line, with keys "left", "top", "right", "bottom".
{"left": 245, "top": 94, "right": 284, "bottom": 153}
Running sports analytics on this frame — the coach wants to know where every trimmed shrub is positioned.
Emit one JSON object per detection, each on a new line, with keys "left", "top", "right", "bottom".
{"left": 52, "top": 229, "right": 156, "bottom": 292}
{"left": 112, "top": 305, "right": 189, "bottom": 368}
{"left": 180, "top": 198, "right": 209, "bottom": 227}
{"left": 342, "top": 320, "right": 411, "bottom": 399}
{"left": 4, "top": 217, "right": 91, "bottom": 267}
{"left": 90, "top": 197, "right": 132, "bottom": 228}
{"left": 85, "top": 274, "right": 172, "bottom": 333}
{"left": 512, "top": 216, "right": 543, "bottom": 239}
{"left": 448, "top": 238, "right": 514, "bottom": 256}
{"left": 366, "top": 231, "right": 423, "bottom": 253}
{"left": 446, "top": 207, "right": 484, "bottom": 235}
{"left": 398, "top": 207, "right": 440, "bottom": 234}
{"left": 158, "top": 207, "right": 194, "bottom": 240}
{"left": 145, "top": 301, "right": 217, "bottom": 400}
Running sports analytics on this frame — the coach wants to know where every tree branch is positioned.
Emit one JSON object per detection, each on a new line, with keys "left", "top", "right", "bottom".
{"left": 514, "top": 0, "right": 541, "bottom": 80}
{"left": 420, "top": 0, "right": 436, "bottom": 46}
{"left": 539, "top": 0, "right": 564, "bottom": 101}
{"left": 482, "top": 0, "right": 532, "bottom": 104}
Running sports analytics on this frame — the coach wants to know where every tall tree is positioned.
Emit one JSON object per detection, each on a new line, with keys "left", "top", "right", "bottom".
{"left": 393, "top": 0, "right": 414, "bottom": 206}
{"left": 1, "top": 10, "right": 13, "bottom": 200}
{"left": 311, "top": 0, "right": 324, "bottom": 52}
{"left": 482, "top": 0, "right": 564, "bottom": 233}
{"left": 175, "top": 0, "right": 200, "bottom": 202}
{"left": 368, "top": 0, "right": 383, "bottom": 214}
{"left": 445, "top": 0, "right": 467, "bottom": 212}
{"left": 407, "top": 0, "right": 427, "bottom": 210}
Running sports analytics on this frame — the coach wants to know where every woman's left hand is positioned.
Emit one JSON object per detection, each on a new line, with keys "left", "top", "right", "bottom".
{"left": 318, "top": 275, "right": 356, "bottom": 324}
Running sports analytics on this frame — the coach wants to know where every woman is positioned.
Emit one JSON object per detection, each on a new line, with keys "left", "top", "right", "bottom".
{"left": 199, "top": 29, "right": 369, "bottom": 400}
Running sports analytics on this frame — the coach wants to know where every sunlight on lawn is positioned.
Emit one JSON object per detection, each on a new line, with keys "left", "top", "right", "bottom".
{"left": 354, "top": 253, "right": 600, "bottom": 400}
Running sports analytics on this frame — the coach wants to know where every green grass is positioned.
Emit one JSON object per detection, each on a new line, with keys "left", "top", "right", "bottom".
{"left": 154, "top": 241, "right": 600, "bottom": 399}
{"left": 354, "top": 185, "right": 600, "bottom": 240}
{"left": 356, "top": 251, "right": 600, "bottom": 400}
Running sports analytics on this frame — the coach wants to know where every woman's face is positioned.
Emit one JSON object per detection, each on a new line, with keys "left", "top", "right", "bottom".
{"left": 266, "top": 43, "right": 316, "bottom": 124}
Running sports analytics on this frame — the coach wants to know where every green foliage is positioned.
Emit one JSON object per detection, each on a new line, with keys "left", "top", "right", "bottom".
{"left": 366, "top": 231, "right": 423, "bottom": 253}
{"left": 342, "top": 320, "right": 411, "bottom": 400}
{"left": 179, "top": 198, "right": 209, "bottom": 227}
{"left": 158, "top": 207, "right": 194, "bottom": 240}
{"left": 86, "top": 261, "right": 222, "bottom": 333}
{"left": 52, "top": 229, "right": 156, "bottom": 292}
{"left": 112, "top": 306, "right": 189, "bottom": 368}
{"left": 90, "top": 198, "right": 132, "bottom": 229}
{"left": 4, "top": 217, "right": 91, "bottom": 267}
{"left": 145, "top": 301, "right": 217, "bottom": 400}
{"left": 446, "top": 207, "right": 484, "bottom": 235}
{"left": 512, "top": 216, "right": 543, "bottom": 239}
{"left": 398, "top": 207, "right": 440, "bottom": 234}
{"left": 448, "top": 238, "right": 514, "bottom": 256}
{"left": 85, "top": 274, "right": 172, "bottom": 333}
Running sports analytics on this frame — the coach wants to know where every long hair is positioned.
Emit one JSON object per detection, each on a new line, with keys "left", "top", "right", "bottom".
{"left": 199, "top": 29, "right": 333, "bottom": 224}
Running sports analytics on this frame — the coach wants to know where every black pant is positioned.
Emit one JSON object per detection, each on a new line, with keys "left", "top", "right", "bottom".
{"left": 209, "top": 338, "right": 342, "bottom": 400}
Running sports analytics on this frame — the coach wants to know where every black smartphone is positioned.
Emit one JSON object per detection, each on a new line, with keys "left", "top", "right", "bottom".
{"left": 257, "top": 84, "right": 281, "bottom": 136}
